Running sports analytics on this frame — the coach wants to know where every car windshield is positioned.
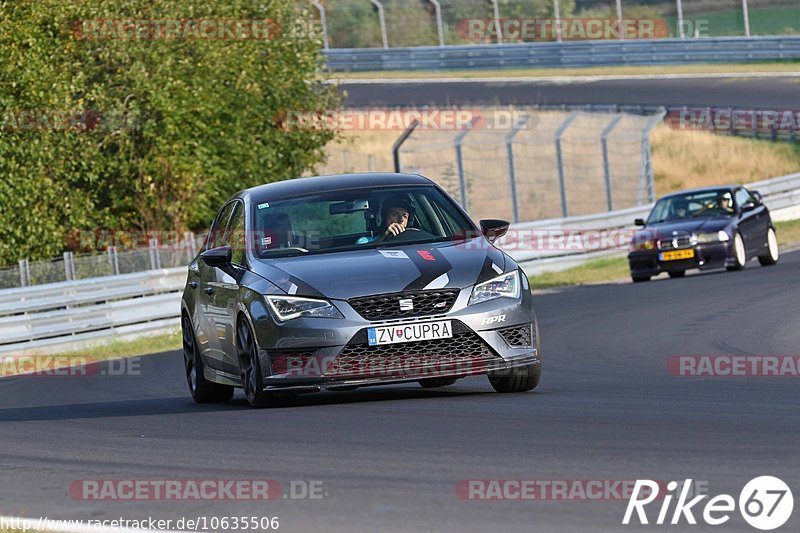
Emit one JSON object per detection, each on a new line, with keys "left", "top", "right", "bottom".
{"left": 647, "top": 189, "right": 735, "bottom": 224}
{"left": 250, "top": 185, "right": 474, "bottom": 258}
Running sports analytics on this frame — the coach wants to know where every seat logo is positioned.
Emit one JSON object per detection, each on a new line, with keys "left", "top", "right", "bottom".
{"left": 399, "top": 299, "right": 414, "bottom": 311}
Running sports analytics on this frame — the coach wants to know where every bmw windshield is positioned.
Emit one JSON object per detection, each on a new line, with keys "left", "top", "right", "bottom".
{"left": 250, "top": 186, "right": 476, "bottom": 258}
{"left": 647, "top": 189, "right": 736, "bottom": 224}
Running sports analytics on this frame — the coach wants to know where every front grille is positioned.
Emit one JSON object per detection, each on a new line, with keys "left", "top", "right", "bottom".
{"left": 348, "top": 290, "right": 459, "bottom": 321}
{"left": 497, "top": 324, "right": 534, "bottom": 348}
{"left": 325, "top": 328, "right": 501, "bottom": 378}
{"left": 658, "top": 235, "right": 694, "bottom": 250}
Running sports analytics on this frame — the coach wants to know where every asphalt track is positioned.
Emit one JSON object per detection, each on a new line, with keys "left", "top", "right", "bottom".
{"left": 1, "top": 250, "right": 799, "bottom": 532}
{"left": 340, "top": 75, "right": 800, "bottom": 108}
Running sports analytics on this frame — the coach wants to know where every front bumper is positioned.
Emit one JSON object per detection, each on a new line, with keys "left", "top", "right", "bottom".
{"left": 250, "top": 285, "right": 540, "bottom": 391}
{"left": 628, "top": 241, "right": 732, "bottom": 276}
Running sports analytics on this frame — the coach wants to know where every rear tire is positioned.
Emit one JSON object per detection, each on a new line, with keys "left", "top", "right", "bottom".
{"left": 726, "top": 232, "right": 747, "bottom": 271}
{"left": 758, "top": 227, "right": 779, "bottom": 266}
{"left": 668, "top": 271, "right": 685, "bottom": 278}
{"left": 489, "top": 363, "right": 541, "bottom": 393}
{"left": 632, "top": 275, "right": 651, "bottom": 283}
{"left": 418, "top": 377, "right": 457, "bottom": 388}
{"left": 182, "top": 315, "right": 234, "bottom": 404}
{"left": 237, "top": 318, "right": 273, "bottom": 408}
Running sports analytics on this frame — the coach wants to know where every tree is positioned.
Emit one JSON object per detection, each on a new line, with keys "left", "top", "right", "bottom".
{"left": 0, "top": 0, "right": 340, "bottom": 264}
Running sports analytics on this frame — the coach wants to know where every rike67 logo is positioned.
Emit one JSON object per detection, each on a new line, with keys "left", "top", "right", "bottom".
{"left": 623, "top": 477, "right": 793, "bottom": 530}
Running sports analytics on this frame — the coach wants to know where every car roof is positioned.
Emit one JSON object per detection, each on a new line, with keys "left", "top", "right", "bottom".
{"left": 659, "top": 185, "right": 739, "bottom": 200}
{"left": 241, "top": 173, "right": 435, "bottom": 202}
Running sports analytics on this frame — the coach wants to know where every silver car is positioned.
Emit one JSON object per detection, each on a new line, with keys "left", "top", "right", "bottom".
{"left": 181, "top": 173, "right": 542, "bottom": 407}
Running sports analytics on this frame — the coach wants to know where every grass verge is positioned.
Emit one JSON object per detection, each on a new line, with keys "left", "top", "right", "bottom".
{"left": 528, "top": 218, "right": 800, "bottom": 290}
{"left": 336, "top": 61, "right": 800, "bottom": 80}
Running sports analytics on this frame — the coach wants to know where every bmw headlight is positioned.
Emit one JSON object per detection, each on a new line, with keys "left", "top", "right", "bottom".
{"left": 468, "top": 271, "right": 520, "bottom": 306}
{"left": 266, "top": 296, "right": 343, "bottom": 321}
{"left": 696, "top": 231, "right": 730, "bottom": 244}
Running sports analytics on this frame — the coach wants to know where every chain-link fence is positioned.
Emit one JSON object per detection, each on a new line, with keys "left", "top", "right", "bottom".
{"left": 308, "top": 0, "right": 800, "bottom": 47}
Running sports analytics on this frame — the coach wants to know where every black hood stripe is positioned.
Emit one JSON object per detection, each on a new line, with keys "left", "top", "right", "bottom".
{"left": 403, "top": 247, "right": 453, "bottom": 291}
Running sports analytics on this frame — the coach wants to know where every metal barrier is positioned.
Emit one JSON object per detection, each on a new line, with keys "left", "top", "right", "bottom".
{"left": 1, "top": 172, "right": 798, "bottom": 353}
{"left": 324, "top": 36, "right": 800, "bottom": 71}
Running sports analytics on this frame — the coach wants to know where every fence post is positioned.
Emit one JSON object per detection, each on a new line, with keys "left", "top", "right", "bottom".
{"left": 454, "top": 116, "right": 482, "bottom": 213}
{"left": 108, "top": 246, "right": 120, "bottom": 275}
{"left": 149, "top": 238, "right": 162, "bottom": 270}
{"left": 676, "top": 0, "right": 685, "bottom": 38}
{"left": 505, "top": 115, "right": 530, "bottom": 223}
{"left": 343, "top": 149, "right": 351, "bottom": 173}
{"left": 311, "top": 0, "right": 329, "bottom": 49}
{"left": 489, "top": 0, "right": 503, "bottom": 45}
{"left": 616, "top": 0, "right": 624, "bottom": 41}
{"left": 392, "top": 119, "right": 419, "bottom": 172}
{"left": 639, "top": 108, "right": 666, "bottom": 205}
{"left": 370, "top": 0, "right": 389, "bottom": 48}
{"left": 428, "top": 0, "right": 445, "bottom": 47}
{"left": 742, "top": 0, "right": 751, "bottom": 37}
{"left": 554, "top": 112, "right": 578, "bottom": 218}
{"left": 601, "top": 114, "right": 624, "bottom": 212}
{"left": 19, "top": 259, "right": 30, "bottom": 287}
{"left": 552, "top": 0, "right": 563, "bottom": 42}
{"left": 368, "top": 154, "right": 376, "bottom": 172}
{"left": 63, "top": 251, "right": 75, "bottom": 281}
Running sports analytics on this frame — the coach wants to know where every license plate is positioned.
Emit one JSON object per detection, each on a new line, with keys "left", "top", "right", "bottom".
{"left": 368, "top": 320, "right": 453, "bottom": 346}
{"left": 660, "top": 249, "right": 695, "bottom": 261}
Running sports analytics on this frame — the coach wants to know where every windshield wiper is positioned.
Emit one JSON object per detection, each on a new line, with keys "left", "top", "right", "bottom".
{"left": 259, "top": 246, "right": 310, "bottom": 257}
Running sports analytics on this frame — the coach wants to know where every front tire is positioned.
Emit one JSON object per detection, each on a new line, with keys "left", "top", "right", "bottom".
{"left": 726, "top": 232, "right": 747, "bottom": 271}
{"left": 182, "top": 315, "right": 233, "bottom": 403}
{"left": 237, "top": 318, "right": 273, "bottom": 408}
{"left": 489, "top": 363, "right": 541, "bottom": 393}
{"left": 758, "top": 227, "right": 779, "bottom": 266}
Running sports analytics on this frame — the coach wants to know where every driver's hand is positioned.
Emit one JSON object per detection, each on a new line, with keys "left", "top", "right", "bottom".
{"left": 384, "top": 223, "right": 406, "bottom": 238}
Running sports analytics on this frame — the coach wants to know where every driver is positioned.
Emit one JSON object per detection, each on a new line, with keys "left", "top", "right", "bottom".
{"left": 720, "top": 192, "right": 734, "bottom": 213}
{"left": 356, "top": 196, "right": 415, "bottom": 244}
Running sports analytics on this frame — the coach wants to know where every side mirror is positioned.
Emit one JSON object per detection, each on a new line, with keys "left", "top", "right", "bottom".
{"left": 635, "top": 218, "right": 646, "bottom": 226}
{"left": 200, "top": 245, "right": 232, "bottom": 267}
{"left": 751, "top": 190, "right": 763, "bottom": 204}
{"left": 740, "top": 202, "right": 756, "bottom": 213}
{"left": 479, "top": 219, "right": 510, "bottom": 244}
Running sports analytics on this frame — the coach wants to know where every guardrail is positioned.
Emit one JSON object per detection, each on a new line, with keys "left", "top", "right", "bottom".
{"left": 1, "top": 171, "right": 798, "bottom": 353}
{"left": 325, "top": 36, "right": 800, "bottom": 72}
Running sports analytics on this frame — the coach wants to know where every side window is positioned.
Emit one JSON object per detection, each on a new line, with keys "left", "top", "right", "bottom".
{"left": 735, "top": 188, "right": 753, "bottom": 208}
{"left": 226, "top": 202, "right": 246, "bottom": 266}
{"left": 207, "top": 202, "right": 235, "bottom": 250}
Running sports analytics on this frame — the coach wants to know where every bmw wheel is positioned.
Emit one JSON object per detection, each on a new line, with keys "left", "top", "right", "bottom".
{"left": 237, "top": 318, "right": 272, "bottom": 408}
{"left": 726, "top": 232, "right": 747, "bottom": 271}
{"left": 182, "top": 315, "right": 233, "bottom": 403}
{"left": 758, "top": 227, "right": 780, "bottom": 266}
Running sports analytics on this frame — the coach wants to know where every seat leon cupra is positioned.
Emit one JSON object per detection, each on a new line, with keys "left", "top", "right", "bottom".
{"left": 181, "top": 173, "right": 541, "bottom": 407}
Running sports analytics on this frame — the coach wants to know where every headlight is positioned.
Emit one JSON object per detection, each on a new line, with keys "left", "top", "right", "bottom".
{"left": 629, "top": 240, "right": 656, "bottom": 251}
{"left": 696, "top": 231, "right": 730, "bottom": 244}
{"left": 468, "top": 271, "right": 520, "bottom": 306}
{"left": 266, "top": 296, "right": 343, "bottom": 321}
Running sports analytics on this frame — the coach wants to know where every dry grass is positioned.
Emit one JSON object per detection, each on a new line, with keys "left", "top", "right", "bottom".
{"left": 651, "top": 125, "right": 800, "bottom": 194}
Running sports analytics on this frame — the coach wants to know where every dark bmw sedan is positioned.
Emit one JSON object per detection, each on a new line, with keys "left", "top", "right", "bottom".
{"left": 181, "top": 173, "right": 541, "bottom": 407}
{"left": 628, "top": 185, "right": 779, "bottom": 282}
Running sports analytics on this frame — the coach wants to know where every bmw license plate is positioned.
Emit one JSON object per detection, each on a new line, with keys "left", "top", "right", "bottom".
{"left": 368, "top": 320, "right": 453, "bottom": 346}
{"left": 660, "top": 249, "right": 695, "bottom": 261}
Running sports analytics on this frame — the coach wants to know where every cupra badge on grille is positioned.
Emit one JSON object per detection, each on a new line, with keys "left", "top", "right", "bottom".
{"left": 399, "top": 298, "right": 414, "bottom": 311}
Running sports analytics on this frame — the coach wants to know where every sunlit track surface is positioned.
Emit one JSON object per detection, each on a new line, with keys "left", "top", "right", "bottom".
{"left": 340, "top": 76, "right": 800, "bottom": 109}
{"left": 1, "top": 251, "right": 799, "bottom": 532}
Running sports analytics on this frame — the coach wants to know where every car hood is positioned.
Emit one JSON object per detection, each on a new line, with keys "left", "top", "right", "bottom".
{"left": 250, "top": 238, "right": 509, "bottom": 299}
{"left": 641, "top": 216, "right": 733, "bottom": 237}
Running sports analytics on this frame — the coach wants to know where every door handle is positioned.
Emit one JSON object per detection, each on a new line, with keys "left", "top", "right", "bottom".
{"left": 204, "top": 287, "right": 214, "bottom": 295}
{"left": 189, "top": 281, "right": 198, "bottom": 289}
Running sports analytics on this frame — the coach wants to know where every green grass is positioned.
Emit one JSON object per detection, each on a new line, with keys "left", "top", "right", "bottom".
{"left": 669, "top": 7, "right": 800, "bottom": 37}
{"left": 337, "top": 61, "right": 800, "bottom": 80}
{"left": 59, "top": 330, "right": 182, "bottom": 360}
{"left": 776, "top": 218, "right": 800, "bottom": 247}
